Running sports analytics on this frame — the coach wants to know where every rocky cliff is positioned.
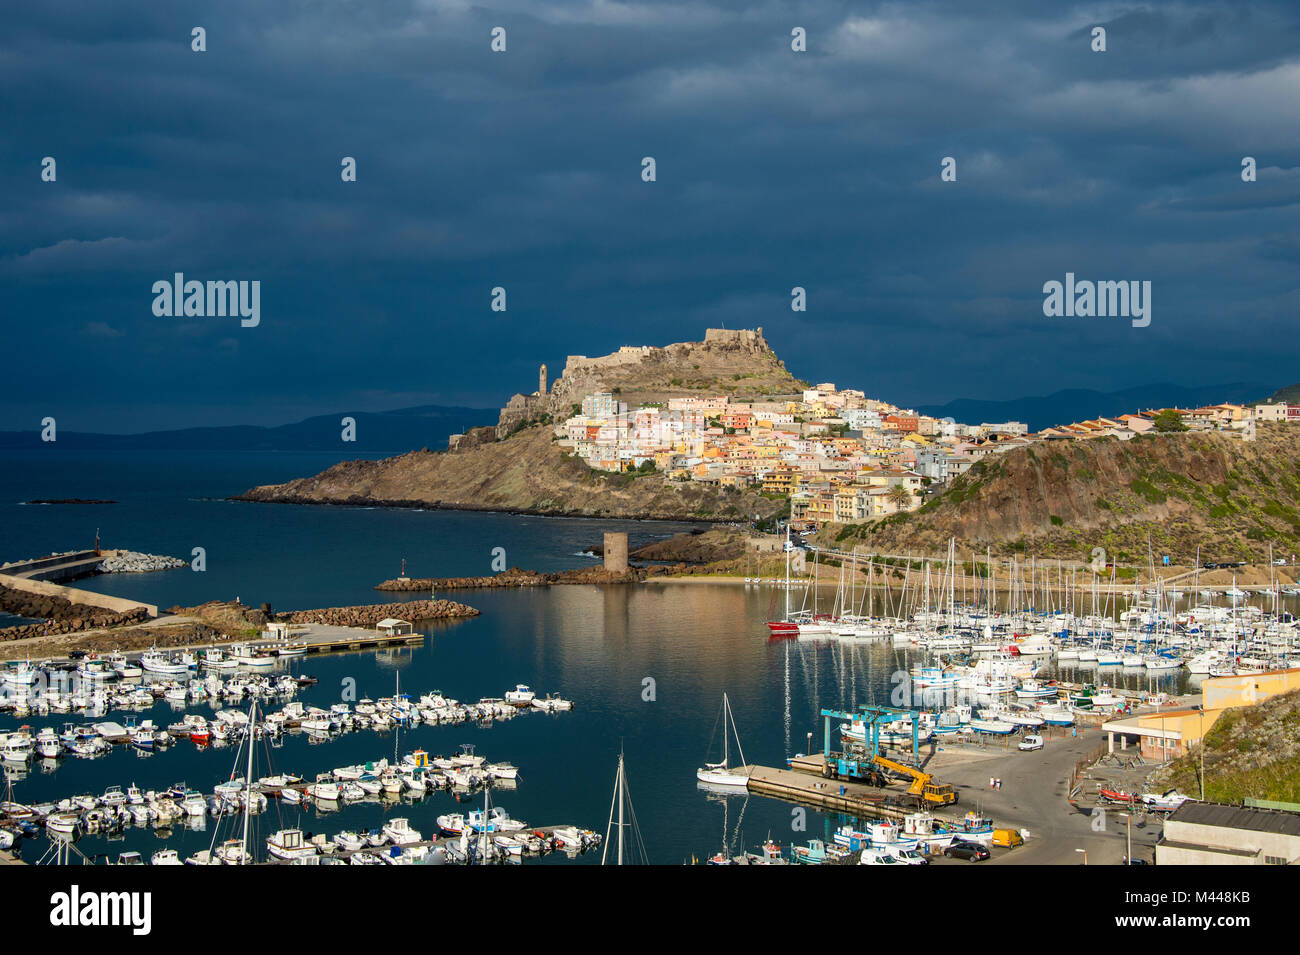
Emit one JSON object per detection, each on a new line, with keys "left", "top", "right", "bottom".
{"left": 239, "top": 328, "right": 798, "bottom": 521}
{"left": 237, "top": 423, "right": 785, "bottom": 522}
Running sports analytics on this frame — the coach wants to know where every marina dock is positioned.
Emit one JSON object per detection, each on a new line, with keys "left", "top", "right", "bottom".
{"left": 285, "top": 623, "right": 425, "bottom": 655}
{"left": 740, "top": 758, "right": 930, "bottom": 823}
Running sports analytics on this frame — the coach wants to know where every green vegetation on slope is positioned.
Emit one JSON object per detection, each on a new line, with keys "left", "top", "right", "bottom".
{"left": 1159, "top": 690, "right": 1300, "bottom": 804}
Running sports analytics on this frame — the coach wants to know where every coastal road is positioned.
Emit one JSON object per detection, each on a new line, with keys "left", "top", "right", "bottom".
{"left": 928, "top": 730, "right": 1159, "bottom": 865}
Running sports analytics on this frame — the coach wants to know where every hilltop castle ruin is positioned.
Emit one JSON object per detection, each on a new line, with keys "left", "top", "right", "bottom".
{"left": 493, "top": 327, "right": 792, "bottom": 439}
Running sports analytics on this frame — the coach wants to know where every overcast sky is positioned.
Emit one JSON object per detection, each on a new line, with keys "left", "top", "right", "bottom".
{"left": 2, "top": 0, "right": 1297, "bottom": 431}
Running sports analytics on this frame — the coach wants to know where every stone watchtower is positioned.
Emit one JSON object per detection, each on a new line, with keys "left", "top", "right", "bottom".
{"left": 603, "top": 532, "right": 629, "bottom": 574}
{"left": 538, "top": 364, "right": 548, "bottom": 396}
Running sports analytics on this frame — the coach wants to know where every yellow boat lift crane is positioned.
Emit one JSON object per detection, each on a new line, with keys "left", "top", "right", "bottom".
{"left": 818, "top": 706, "right": 958, "bottom": 808}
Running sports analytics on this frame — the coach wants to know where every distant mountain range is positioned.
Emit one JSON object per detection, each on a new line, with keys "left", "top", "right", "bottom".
{"left": 916, "top": 383, "right": 1276, "bottom": 434}
{"left": 0, "top": 405, "right": 498, "bottom": 452}
{"left": 3, "top": 380, "right": 1292, "bottom": 453}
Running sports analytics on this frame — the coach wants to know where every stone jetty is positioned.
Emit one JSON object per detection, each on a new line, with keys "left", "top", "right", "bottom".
{"left": 375, "top": 566, "right": 645, "bottom": 592}
{"left": 279, "top": 598, "right": 479, "bottom": 628}
{"left": 0, "top": 582, "right": 150, "bottom": 641}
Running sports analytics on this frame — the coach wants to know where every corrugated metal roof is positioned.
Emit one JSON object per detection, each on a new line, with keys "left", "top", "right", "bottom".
{"left": 1170, "top": 802, "right": 1300, "bottom": 836}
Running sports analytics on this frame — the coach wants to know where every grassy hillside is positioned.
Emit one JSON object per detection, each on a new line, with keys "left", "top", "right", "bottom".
{"left": 830, "top": 425, "right": 1300, "bottom": 563}
{"left": 1267, "top": 383, "right": 1300, "bottom": 405}
{"left": 1158, "top": 691, "right": 1300, "bottom": 804}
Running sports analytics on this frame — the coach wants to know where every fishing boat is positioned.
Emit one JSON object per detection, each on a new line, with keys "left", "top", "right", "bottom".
{"left": 200, "top": 649, "right": 237, "bottom": 670}
{"left": 266, "top": 828, "right": 318, "bottom": 861}
{"left": 1039, "top": 705, "right": 1075, "bottom": 726}
{"left": 231, "top": 645, "right": 275, "bottom": 669}
{"left": 969, "top": 715, "right": 1016, "bottom": 735}
{"left": 696, "top": 693, "right": 751, "bottom": 788}
{"left": 504, "top": 684, "right": 536, "bottom": 705}
{"left": 140, "top": 651, "right": 189, "bottom": 675}
{"left": 1013, "top": 679, "right": 1058, "bottom": 700}
{"left": 382, "top": 817, "right": 422, "bottom": 845}
{"left": 436, "top": 813, "right": 466, "bottom": 835}
{"left": 1, "top": 662, "right": 38, "bottom": 688}
{"left": 791, "top": 839, "right": 849, "bottom": 865}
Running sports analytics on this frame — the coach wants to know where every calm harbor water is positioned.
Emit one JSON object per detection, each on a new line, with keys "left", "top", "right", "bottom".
{"left": 0, "top": 451, "right": 895, "bottom": 863}
{"left": 0, "top": 450, "right": 1245, "bottom": 863}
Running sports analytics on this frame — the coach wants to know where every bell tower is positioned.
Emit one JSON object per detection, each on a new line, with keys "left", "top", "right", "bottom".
{"left": 538, "top": 363, "right": 548, "bottom": 396}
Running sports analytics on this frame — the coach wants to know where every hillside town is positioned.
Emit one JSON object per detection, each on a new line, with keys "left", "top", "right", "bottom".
{"left": 551, "top": 380, "right": 1296, "bottom": 531}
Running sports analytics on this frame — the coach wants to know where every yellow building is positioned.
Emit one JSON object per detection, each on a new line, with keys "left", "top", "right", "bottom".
{"left": 1102, "top": 669, "right": 1300, "bottom": 760}
{"left": 762, "top": 466, "right": 802, "bottom": 496}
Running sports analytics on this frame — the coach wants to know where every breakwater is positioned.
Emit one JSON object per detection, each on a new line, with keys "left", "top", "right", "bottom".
{"left": 279, "top": 598, "right": 479, "bottom": 628}
{"left": 374, "top": 566, "right": 646, "bottom": 592}
{"left": 0, "top": 582, "right": 151, "bottom": 641}
{"left": 97, "top": 551, "right": 187, "bottom": 573}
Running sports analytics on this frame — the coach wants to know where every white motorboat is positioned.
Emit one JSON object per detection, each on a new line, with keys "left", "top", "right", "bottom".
{"left": 505, "top": 684, "right": 536, "bottom": 705}
{"left": 150, "top": 849, "right": 182, "bottom": 865}
{"left": 46, "top": 812, "right": 81, "bottom": 836}
{"left": 308, "top": 779, "right": 343, "bottom": 802}
{"left": 382, "top": 817, "right": 422, "bottom": 845}
{"left": 531, "top": 694, "right": 573, "bottom": 711}
{"left": 333, "top": 831, "right": 365, "bottom": 852}
{"left": 266, "top": 828, "right": 318, "bottom": 861}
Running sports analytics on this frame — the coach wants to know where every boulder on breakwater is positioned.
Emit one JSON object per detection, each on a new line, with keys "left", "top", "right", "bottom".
{"left": 97, "top": 551, "right": 187, "bottom": 573}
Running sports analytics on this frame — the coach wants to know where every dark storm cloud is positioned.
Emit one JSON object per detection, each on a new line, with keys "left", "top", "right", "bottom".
{"left": 1, "top": 0, "right": 1296, "bottom": 431}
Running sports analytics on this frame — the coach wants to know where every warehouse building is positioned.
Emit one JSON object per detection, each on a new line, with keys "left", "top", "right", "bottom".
{"left": 1156, "top": 802, "right": 1300, "bottom": 865}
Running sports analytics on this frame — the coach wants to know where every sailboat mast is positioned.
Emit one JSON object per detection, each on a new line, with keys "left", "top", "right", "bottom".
{"left": 785, "top": 525, "right": 791, "bottom": 620}
{"left": 617, "top": 752, "right": 625, "bottom": 866}
{"left": 241, "top": 698, "right": 256, "bottom": 864}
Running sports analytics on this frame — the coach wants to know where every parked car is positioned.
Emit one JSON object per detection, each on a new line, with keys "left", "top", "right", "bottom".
{"left": 1018, "top": 734, "right": 1044, "bottom": 751}
{"left": 943, "top": 841, "right": 990, "bottom": 862}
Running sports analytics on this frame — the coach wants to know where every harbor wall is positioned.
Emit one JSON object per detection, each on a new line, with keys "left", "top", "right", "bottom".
{"left": 0, "top": 549, "right": 114, "bottom": 583}
{"left": 0, "top": 572, "right": 158, "bottom": 618}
